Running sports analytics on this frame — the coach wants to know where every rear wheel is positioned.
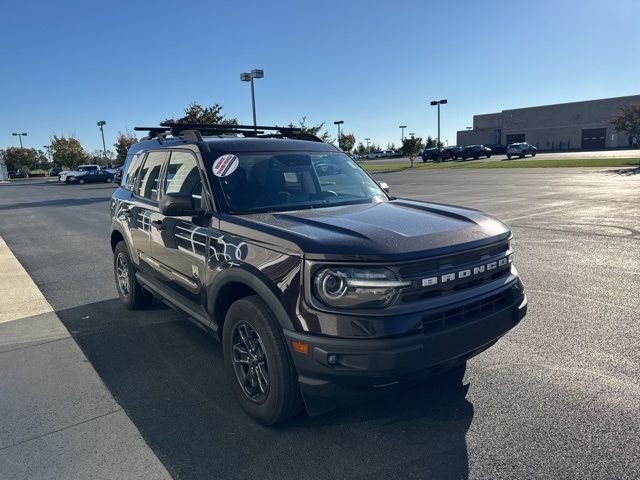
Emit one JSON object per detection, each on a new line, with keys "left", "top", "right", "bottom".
{"left": 78, "top": 178, "right": 85, "bottom": 184}
{"left": 113, "top": 241, "right": 152, "bottom": 309}
{"left": 531, "top": 151, "right": 536, "bottom": 157}
{"left": 223, "top": 295, "right": 302, "bottom": 425}
{"left": 106, "top": 177, "right": 113, "bottom": 183}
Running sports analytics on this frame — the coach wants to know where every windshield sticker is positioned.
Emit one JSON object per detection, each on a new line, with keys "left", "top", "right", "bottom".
{"left": 212, "top": 154, "right": 239, "bottom": 177}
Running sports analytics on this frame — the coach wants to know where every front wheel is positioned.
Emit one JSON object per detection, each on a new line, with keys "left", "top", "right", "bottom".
{"left": 531, "top": 152, "right": 536, "bottom": 157}
{"left": 78, "top": 178, "right": 85, "bottom": 184}
{"left": 113, "top": 241, "right": 152, "bottom": 309}
{"left": 223, "top": 295, "right": 302, "bottom": 425}
{"left": 106, "top": 177, "right": 113, "bottom": 183}
{"left": 65, "top": 177, "right": 73, "bottom": 184}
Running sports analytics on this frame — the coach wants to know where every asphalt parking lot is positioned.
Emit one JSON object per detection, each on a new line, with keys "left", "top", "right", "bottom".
{"left": 0, "top": 167, "right": 638, "bottom": 479}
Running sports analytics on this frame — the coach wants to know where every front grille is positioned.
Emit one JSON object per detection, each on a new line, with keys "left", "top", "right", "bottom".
{"left": 421, "top": 289, "right": 514, "bottom": 335}
{"left": 395, "top": 241, "right": 512, "bottom": 305}
{"left": 398, "top": 242, "right": 508, "bottom": 276}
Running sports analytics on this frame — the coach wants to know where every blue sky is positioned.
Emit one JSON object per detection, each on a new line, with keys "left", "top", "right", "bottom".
{"left": 1, "top": 0, "right": 638, "bottom": 153}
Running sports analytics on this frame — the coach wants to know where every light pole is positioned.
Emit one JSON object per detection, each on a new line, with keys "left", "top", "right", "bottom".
{"left": 12, "top": 132, "right": 27, "bottom": 148}
{"left": 365, "top": 137, "right": 371, "bottom": 152}
{"left": 409, "top": 132, "right": 415, "bottom": 138}
{"left": 240, "top": 69, "right": 264, "bottom": 128}
{"left": 97, "top": 121, "right": 107, "bottom": 166}
{"left": 399, "top": 125, "right": 407, "bottom": 142}
{"left": 429, "top": 99, "right": 447, "bottom": 148}
{"left": 43, "top": 145, "right": 52, "bottom": 163}
{"left": 334, "top": 120, "right": 344, "bottom": 148}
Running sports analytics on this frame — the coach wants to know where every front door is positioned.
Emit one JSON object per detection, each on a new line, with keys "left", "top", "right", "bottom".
{"left": 149, "top": 149, "right": 213, "bottom": 309}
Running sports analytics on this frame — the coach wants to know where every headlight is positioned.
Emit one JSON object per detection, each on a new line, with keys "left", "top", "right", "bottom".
{"left": 313, "top": 267, "right": 410, "bottom": 309}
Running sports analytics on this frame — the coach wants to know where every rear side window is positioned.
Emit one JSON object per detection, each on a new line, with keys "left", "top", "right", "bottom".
{"left": 136, "top": 151, "right": 167, "bottom": 201}
{"left": 123, "top": 153, "right": 144, "bottom": 191}
{"left": 164, "top": 151, "right": 202, "bottom": 201}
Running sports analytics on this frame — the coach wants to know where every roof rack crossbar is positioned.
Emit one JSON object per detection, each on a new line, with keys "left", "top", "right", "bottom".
{"left": 134, "top": 123, "right": 325, "bottom": 143}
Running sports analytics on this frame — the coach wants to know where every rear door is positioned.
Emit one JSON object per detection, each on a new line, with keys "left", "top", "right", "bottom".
{"left": 129, "top": 150, "right": 168, "bottom": 274}
{"left": 148, "top": 148, "right": 211, "bottom": 309}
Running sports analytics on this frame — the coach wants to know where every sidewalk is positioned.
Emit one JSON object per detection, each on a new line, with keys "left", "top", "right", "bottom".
{"left": 0, "top": 236, "right": 171, "bottom": 479}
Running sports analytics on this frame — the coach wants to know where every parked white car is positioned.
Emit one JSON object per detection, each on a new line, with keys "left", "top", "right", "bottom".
{"left": 506, "top": 142, "right": 537, "bottom": 159}
{"left": 58, "top": 164, "right": 101, "bottom": 182}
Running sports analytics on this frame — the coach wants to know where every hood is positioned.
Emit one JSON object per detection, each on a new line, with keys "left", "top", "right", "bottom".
{"left": 220, "top": 199, "right": 510, "bottom": 261}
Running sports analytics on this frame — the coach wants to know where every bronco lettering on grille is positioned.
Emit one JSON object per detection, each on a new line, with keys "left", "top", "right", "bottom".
{"left": 421, "top": 255, "right": 512, "bottom": 287}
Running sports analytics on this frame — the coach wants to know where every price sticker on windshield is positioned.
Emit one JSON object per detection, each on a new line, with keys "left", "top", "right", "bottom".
{"left": 212, "top": 154, "right": 239, "bottom": 177}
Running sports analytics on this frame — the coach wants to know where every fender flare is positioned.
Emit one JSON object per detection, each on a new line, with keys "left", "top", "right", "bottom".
{"left": 208, "top": 264, "right": 295, "bottom": 331}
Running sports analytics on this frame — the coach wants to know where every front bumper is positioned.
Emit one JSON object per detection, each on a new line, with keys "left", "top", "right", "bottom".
{"left": 284, "top": 287, "right": 527, "bottom": 414}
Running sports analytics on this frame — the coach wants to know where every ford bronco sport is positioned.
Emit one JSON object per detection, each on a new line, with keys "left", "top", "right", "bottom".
{"left": 110, "top": 123, "right": 527, "bottom": 425}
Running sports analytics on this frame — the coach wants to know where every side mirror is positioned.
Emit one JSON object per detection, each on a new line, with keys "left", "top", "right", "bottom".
{"left": 379, "top": 181, "right": 390, "bottom": 193}
{"left": 159, "top": 192, "right": 201, "bottom": 217}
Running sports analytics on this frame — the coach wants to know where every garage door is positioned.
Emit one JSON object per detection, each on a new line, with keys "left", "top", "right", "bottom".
{"left": 506, "top": 134, "right": 525, "bottom": 144}
{"left": 581, "top": 128, "right": 606, "bottom": 149}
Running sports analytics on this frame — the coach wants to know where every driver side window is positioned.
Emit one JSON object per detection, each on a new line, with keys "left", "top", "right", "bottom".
{"left": 164, "top": 151, "right": 203, "bottom": 204}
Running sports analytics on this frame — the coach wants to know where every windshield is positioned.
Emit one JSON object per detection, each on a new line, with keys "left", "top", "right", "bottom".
{"left": 208, "top": 151, "right": 387, "bottom": 213}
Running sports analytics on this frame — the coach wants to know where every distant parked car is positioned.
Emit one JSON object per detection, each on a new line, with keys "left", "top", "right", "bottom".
{"left": 507, "top": 142, "right": 537, "bottom": 159}
{"left": 59, "top": 164, "right": 101, "bottom": 182}
{"left": 365, "top": 151, "right": 384, "bottom": 160}
{"left": 421, "top": 148, "right": 441, "bottom": 162}
{"left": 49, "top": 166, "right": 62, "bottom": 176}
{"left": 460, "top": 145, "right": 492, "bottom": 160}
{"left": 8, "top": 170, "right": 29, "bottom": 179}
{"left": 487, "top": 144, "right": 507, "bottom": 155}
{"left": 65, "top": 169, "right": 114, "bottom": 184}
{"left": 441, "top": 146, "right": 463, "bottom": 160}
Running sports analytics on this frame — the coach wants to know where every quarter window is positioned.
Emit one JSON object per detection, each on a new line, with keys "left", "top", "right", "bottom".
{"left": 137, "top": 151, "right": 167, "bottom": 201}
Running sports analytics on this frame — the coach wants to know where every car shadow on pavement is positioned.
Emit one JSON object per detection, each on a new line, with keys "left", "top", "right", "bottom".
{"left": 55, "top": 298, "right": 473, "bottom": 480}
{"left": 604, "top": 166, "right": 640, "bottom": 176}
{"left": 0, "top": 197, "right": 112, "bottom": 211}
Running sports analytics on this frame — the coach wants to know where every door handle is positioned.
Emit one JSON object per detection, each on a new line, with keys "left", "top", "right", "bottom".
{"left": 151, "top": 219, "right": 166, "bottom": 231}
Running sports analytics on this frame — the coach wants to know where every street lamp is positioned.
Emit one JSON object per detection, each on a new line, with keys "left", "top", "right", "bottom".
{"left": 409, "top": 132, "right": 415, "bottom": 137}
{"left": 334, "top": 120, "right": 344, "bottom": 148}
{"left": 12, "top": 132, "right": 27, "bottom": 148}
{"left": 429, "top": 99, "right": 447, "bottom": 148}
{"left": 364, "top": 137, "right": 371, "bottom": 151}
{"left": 399, "top": 125, "right": 407, "bottom": 142}
{"left": 97, "top": 121, "right": 107, "bottom": 166}
{"left": 240, "top": 68, "right": 264, "bottom": 128}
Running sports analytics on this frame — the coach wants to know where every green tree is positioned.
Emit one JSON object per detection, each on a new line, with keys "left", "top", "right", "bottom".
{"left": 355, "top": 142, "right": 366, "bottom": 155}
{"left": 611, "top": 104, "right": 640, "bottom": 165}
{"left": 0, "top": 147, "right": 39, "bottom": 172}
{"left": 339, "top": 132, "right": 356, "bottom": 152}
{"left": 425, "top": 136, "right": 435, "bottom": 148}
{"left": 114, "top": 130, "right": 138, "bottom": 163}
{"left": 401, "top": 136, "right": 423, "bottom": 167}
{"left": 165, "top": 102, "right": 238, "bottom": 125}
{"left": 287, "top": 116, "right": 332, "bottom": 142}
{"left": 50, "top": 135, "right": 87, "bottom": 169}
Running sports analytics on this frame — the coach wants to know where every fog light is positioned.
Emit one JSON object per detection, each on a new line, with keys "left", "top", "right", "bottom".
{"left": 327, "top": 354, "right": 338, "bottom": 366}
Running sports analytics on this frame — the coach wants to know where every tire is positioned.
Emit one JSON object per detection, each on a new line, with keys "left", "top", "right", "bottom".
{"left": 78, "top": 178, "right": 85, "bottom": 184}
{"left": 65, "top": 177, "right": 73, "bottom": 184}
{"left": 113, "top": 241, "right": 152, "bottom": 310}
{"left": 507, "top": 155, "right": 511, "bottom": 160}
{"left": 106, "top": 177, "right": 113, "bottom": 183}
{"left": 223, "top": 295, "right": 302, "bottom": 425}
{"left": 532, "top": 151, "right": 536, "bottom": 157}
{"left": 487, "top": 154, "right": 492, "bottom": 159}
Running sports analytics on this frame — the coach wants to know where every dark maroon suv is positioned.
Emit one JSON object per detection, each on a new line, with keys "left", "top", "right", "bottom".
{"left": 110, "top": 123, "right": 527, "bottom": 424}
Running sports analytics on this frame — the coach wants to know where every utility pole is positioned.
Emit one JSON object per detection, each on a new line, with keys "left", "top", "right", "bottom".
{"left": 334, "top": 120, "right": 344, "bottom": 149}
{"left": 240, "top": 69, "right": 264, "bottom": 128}
{"left": 399, "top": 125, "right": 407, "bottom": 143}
{"left": 430, "top": 99, "right": 447, "bottom": 161}
{"left": 97, "top": 121, "right": 107, "bottom": 166}
{"left": 12, "top": 132, "right": 27, "bottom": 148}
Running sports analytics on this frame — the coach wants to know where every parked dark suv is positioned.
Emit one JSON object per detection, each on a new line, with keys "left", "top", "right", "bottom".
{"left": 110, "top": 123, "right": 527, "bottom": 424}
{"left": 460, "top": 145, "right": 492, "bottom": 160}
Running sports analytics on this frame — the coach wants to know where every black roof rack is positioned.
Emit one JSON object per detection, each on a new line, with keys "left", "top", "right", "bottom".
{"left": 133, "top": 122, "right": 325, "bottom": 143}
